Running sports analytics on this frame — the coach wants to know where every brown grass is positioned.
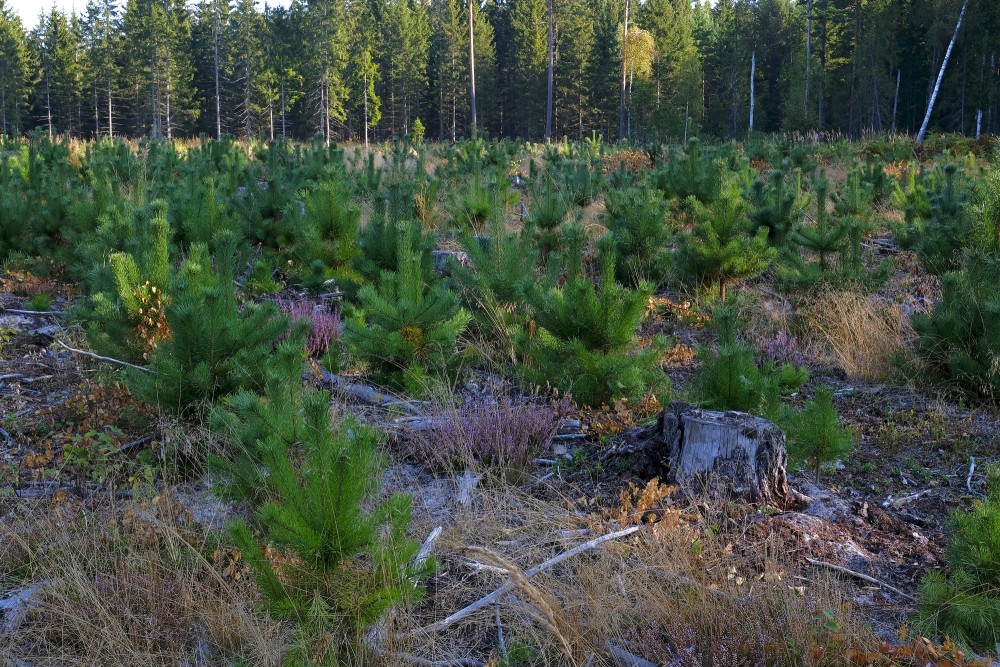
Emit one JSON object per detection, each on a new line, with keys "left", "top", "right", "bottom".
{"left": 390, "top": 485, "right": 873, "bottom": 667}
{"left": 0, "top": 494, "right": 286, "bottom": 667}
{"left": 797, "top": 289, "right": 911, "bottom": 379}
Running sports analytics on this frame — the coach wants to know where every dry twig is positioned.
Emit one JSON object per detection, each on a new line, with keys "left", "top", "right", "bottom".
{"left": 805, "top": 558, "right": 915, "bottom": 601}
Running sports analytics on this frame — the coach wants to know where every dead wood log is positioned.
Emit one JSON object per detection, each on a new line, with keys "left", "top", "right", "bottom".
{"left": 662, "top": 402, "right": 805, "bottom": 509}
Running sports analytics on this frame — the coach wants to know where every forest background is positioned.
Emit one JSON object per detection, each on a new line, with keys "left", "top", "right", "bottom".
{"left": 0, "top": 0, "right": 998, "bottom": 145}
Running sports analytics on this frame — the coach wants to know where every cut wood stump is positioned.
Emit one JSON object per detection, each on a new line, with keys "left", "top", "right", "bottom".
{"left": 661, "top": 402, "right": 806, "bottom": 509}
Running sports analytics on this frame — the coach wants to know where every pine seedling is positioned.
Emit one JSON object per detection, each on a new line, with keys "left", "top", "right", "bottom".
{"left": 345, "top": 223, "right": 471, "bottom": 392}
{"left": 694, "top": 304, "right": 807, "bottom": 417}
{"left": 524, "top": 178, "right": 571, "bottom": 259}
{"left": 894, "top": 165, "right": 971, "bottom": 275}
{"left": 129, "top": 232, "right": 299, "bottom": 415}
{"left": 519, "top": 236, "right": 670, "bottom": 406}
{"left": 83, "top": 200, "right": 173, "bottom": 362}
{"left": 602, "top": 186, "right": 673, "bottom": 287}
{"left": 286, "top": 178, "right": 362, "bottom": 290}
{"left": 790, "top": 175, "right": 845, "bottom": 273}
{"left": 907, "top": 251, "right": 1000, "bottom": 402}
{"left": 217, "top": 374, "right": 430, "bottom": 661}
{"left": 677, "top": 180, "right": 777, "bottom": 301}
{"left": 915, "top": 466, "right": 1000, "bottom": 652}
{"left": 783, "top": 387, "right": 853, "bottom": 482}
{"left": 747, "top": 168, "right": 808, "bottom": 246}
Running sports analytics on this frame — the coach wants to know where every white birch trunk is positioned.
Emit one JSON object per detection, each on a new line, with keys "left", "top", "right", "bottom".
{"left": 916, "top": 0, "right": 968, "bottom": 144}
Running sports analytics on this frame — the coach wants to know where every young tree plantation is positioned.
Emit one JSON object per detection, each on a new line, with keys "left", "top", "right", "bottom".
{"left": 2, "top": 1, "right": 1000, "bottom": 667}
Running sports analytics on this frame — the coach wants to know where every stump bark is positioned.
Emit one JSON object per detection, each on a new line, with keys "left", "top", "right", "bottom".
{"left": 661, "top": 402, "right": 803, "bottom": 509}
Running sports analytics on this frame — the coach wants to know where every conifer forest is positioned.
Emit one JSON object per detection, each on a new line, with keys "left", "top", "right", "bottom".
{"left": 3, "top": 0, "right": 1000, "bottom": 666}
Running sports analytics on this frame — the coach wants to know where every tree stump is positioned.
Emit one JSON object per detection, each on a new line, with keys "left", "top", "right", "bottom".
{"left": 661, "top": 402, "right": 804, "bottom": 509}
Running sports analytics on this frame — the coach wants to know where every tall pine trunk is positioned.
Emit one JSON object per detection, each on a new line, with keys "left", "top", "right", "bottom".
{"left": 749, "top": 50, "right": 755, "bottom": 134}
{"left": 469, "top": 0, "right": 477, "bottom": 140}
{"left": 917, "top": 0, "right": 968, "bottom": 144}
{"left": 545, "top": 0, "right": 554, "bottom": 142}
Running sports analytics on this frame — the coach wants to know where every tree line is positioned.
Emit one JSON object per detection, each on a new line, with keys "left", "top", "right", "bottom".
{"left": 0, "top": 0, "right": 997, "bottom": 143}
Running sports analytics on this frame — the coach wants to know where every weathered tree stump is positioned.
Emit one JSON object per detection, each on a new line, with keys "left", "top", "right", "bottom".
{"left": 661, "top": 402, "right": 805, "bottom": 509}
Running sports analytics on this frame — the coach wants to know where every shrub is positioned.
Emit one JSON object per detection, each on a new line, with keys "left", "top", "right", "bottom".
{"left": 780, "top": 387, "right": 853, "bottom": 482}
{"left": 276, "top": 296, "right": 342, "bottom": 370}
{"left": 915, "top": 465, "right": 1000, "bottom": 652}
{"left": 405, "top": 393, "right": 569, "bottom": 480}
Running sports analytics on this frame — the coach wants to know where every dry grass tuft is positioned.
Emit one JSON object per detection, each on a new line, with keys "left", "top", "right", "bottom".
{"left": 798, "top": 290, "right": 911, "bottom": 379}
{"left": 391, "top": 484, "right": 873, "bottom": 667}
{"left": 0, "top": 494, "right": 286, "bottom": 667}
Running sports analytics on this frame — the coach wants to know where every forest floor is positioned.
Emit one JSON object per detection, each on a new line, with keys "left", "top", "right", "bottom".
{"left": 2, "top": 242, "right": 999, "bottom": 665}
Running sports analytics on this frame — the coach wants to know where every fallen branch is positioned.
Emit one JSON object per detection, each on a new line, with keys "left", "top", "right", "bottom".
{"left": 323, "top": 372, "right": 423, "bottom": 415}
{"left": 414, "top": 526, "right": 442, "bottom": 570}
{"left": 495, "top": 603, "right": 508, "bottom": 663}
{"left": 805, "top": 558, "right": 915, "bottom": 601}
{"left": 381, "top": 654, "right": 484, "bottom": 667}
{"left": 967, "top": 456, "right": 976, "bottom": 493}
{"left": 402, "top": 524, "right": 644, "bottom": 639}
{"left": 1, "top": 308, "right": 64, "bottom": 317}
{"left": 56, "top": 341, "right": 151, "bottom": 373}
{"left": 606, "top": 643, "right": 658, "bottom": 667}
{"left": 117, "top": 434, "right": 154, "bottom": 455}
